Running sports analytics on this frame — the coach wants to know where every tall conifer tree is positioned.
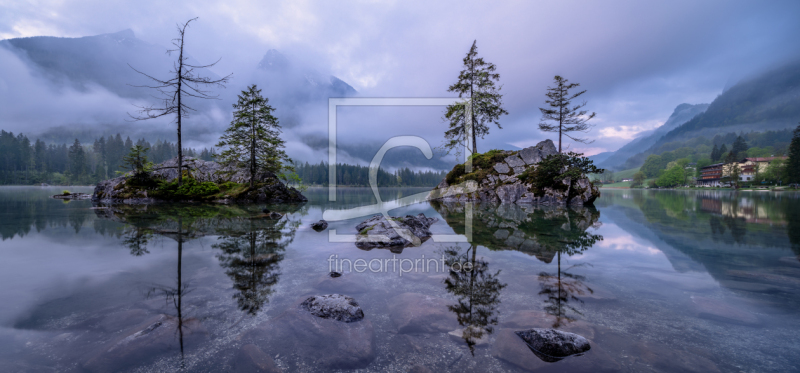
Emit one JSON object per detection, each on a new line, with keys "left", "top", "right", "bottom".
{"left": 216, "top": 85, "right": 290, "bottom": 187}
{"left": 444, "top": 40, "right": 507, "bottom": 155}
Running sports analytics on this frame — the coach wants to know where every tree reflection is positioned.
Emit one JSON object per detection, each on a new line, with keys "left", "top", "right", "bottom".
{"left": 144, "top": 216, "right": 192, "bottom": 371}
{"left": 532, "top": 208, "right": 602, "bottom": 328}
{"left": 94, "top": 203, "right": 303, "bottom": 369}
{"left": 442, "top": 244, "right": 507, "bottom": 355}
{"left": 213, "top": 216, "right": 298, "bottom": 315}
{"left": 122, "top": 226, "right": 154, "bottom": 256}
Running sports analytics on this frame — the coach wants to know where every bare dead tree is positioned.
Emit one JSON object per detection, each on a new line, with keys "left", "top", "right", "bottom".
{"left": 128, "top": 17, "right": 231, "bottom": 186}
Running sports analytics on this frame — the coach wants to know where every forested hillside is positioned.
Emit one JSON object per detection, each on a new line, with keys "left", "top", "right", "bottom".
{"left": 0, "top": 130, "right": 214, "bottom": 185}
{"left": 617, "top": 59, "right": 800, "bottom": 170}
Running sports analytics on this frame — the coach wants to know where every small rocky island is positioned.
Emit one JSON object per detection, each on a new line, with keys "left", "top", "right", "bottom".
{"left": 92, "top": 156, "right": 307, "bottom": 204}
{"left": 428, "top": 139, "right": 600, "bottom": 205}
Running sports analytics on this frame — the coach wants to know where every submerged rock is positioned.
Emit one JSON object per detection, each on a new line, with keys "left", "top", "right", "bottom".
{"left": 354, "top": 213, "right": 438, "bottom": 250}
{"left": 388, "top": 293, "right": 457, "bottom": 333}
{"left": 300, "top": 294, "right": 364, "bottom": 323}
{"left": 83, "top": 314, "right": 207, "bottom": 372}
{"left": 240, "top": 296, "right": 375, "bottom": 369}
{"left": 429, "top": 139, "right": 600, "bottom": 206}
{"left": 515, "top": 328, "right": 591, "bottom": 362}
{"left": 691, "top": 296, "right": 761, "bottom": 326}
{"left": 311, "top": 220, "right": 328, "bottom": 232}
{"left": 234, "top": 344, "right": 283, "bottom": 373}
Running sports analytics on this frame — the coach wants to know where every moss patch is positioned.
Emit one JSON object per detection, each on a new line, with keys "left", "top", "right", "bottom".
{"left": 443, "top": 149, "right": 517, "bottom": 186}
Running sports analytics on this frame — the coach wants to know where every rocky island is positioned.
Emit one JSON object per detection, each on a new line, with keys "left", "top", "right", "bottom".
{"left": 92, "top": 156, "right": 307, "bottom": 204}
{"left": 428, "top": 139, "right": 600, "bottom": 205}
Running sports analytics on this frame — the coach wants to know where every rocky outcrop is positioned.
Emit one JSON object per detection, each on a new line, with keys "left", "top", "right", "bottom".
{"left": 300, "top": 294, "right": 365, "bottom": 323}
{"left": 429, "top": 139, "right": 600, "bottom": 205}
{"left": 515, "top": 328, "right": 591, "bottom": 362}
{"left": 92, "top": 156, "right": 306, "bottom": 204}
{"left": 52, "top": 192, "right": 91, "bottom": 200}
{"left": 354, "top": 213, "right": 438, "bottom": 251}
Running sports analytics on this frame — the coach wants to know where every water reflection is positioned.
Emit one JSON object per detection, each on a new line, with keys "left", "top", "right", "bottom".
{"left": 434, "top": 202, "right": 604, "bottom": 336}
{"left": 144, "top": 216, "right": 192, "bottom": 370}
{"left": 97, "top": 204, "right": 302, "bottom": 315}
{"left": 213, "top": 216, "right": 299, "bottom": 315}
{"left": 441, "top": 244, "right": 507, "bottom": 355}
{"left": 432, "top": 202, "right": 602, "bottom": 262}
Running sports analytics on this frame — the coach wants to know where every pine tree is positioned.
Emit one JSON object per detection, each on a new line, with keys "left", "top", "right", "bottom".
{"left": 121, "top": 145, "right": 153, "bottom": 183}
{"left": 444, "top": 40, "right": 508, "bottom": 155}
{"left": 539, "top": 76, "right": 596, "bottom": 153}
{"left": 68, "top": 139, "right": 86, "bottom": 183}
{"left": 719, "top": 144, "right": 728, "bottom": 159}
{"left": 216, "top": 84, "right": 289, "bottom": 187}
{"left": 787, "top": 123, "right": 800, "bottom": 184}
{"left": 731, "top": 135, "right": 748, "bottom": 159}
{"left": 711, "top": 143, "right": 719, "bottom": 162}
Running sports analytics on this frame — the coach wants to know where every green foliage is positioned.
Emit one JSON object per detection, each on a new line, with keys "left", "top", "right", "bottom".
{"left": 655, "top": 165, "right": 685, "bottom": 187}
{"left": 153, "top": 177, "right": 220, "bottom": 200}
{"left": 120, "top": 145, "right": 154, "bottom": 183}
{"left": 216, "top": 84, "right": 289, "bottom": 187}
{"left": 446, "top": 163, "right": 467, "bottom": 185}
{"left": 640, "top": 154, "right": 663, "bottom": 178}
{"left": 519, "top": 152, "right": 603, "bottom": 197}
{"left": 788, "top": 124, "right": 800, "bottom": 184}
{"left": 632, "top": 172, "right": 645, "bottom": 188}
{"left": 278, "top": 170, "right": 307, "bottom": 192}
{"left": 61, "top": 190, "right": 70, "bottom": 195}
{"left": 731, "top": 136, "right": 749, "bottom": 158}
{"left": 468, "top": 149, "right": 507, "bottom": 170}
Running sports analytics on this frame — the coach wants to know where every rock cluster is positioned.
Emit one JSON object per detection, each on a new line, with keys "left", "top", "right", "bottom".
{"left": 515, "top": 328, "right": 591, "bottom": 362}
{"left": 92, "top": 156, "right": 307, "bottom": 204}
{"left": 428, "top": 139, "right": 599, "bottom": 205}
{"left": 354, "top": 213, "right": 438, "bottom": 251}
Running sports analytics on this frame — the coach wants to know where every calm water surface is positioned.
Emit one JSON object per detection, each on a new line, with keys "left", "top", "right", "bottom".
{"left": 0, "top": 186, "right": 799, "bottom": 372}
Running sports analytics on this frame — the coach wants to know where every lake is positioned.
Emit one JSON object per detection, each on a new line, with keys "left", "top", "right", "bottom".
{"left": 0, "top": 186, "right": 798, "bottom": 372}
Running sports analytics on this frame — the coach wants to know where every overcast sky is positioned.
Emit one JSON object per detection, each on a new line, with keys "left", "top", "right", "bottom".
{"left": 2, "top": 0, "right": 800, "bottom": 162}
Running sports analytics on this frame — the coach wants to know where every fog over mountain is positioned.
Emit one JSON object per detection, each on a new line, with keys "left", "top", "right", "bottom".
{"left": 598, "top": 103, "right": 710, "bottom": 170}
{"left": 1, "top": 0, "right": 800, "bottom": 170}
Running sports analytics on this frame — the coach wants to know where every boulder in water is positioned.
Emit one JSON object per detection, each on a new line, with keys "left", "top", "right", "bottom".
{"left": 300, "top": 294, "right": 364, "bottom": 323}
{"left": 515, "top": 328, "right": 591, "bottom": 362}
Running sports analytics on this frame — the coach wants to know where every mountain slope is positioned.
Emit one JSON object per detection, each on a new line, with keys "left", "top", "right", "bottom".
{"left": 599, "top": 103, "right": 709, "bottom": 170}
{"left": 1, "top": 29, "right": 204, "bottom": 99}
{"left": 655, "top": 59, "right": 800, "bottom": 146}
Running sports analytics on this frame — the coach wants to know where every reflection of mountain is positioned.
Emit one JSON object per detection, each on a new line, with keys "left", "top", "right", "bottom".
{"left": 441, "top": 245, "right": 506, "bottom": 355}
{"left": 431, "top": 202, "right": 602, "bottom": 263}
{"left": 600, "top": 190, "right": 800, "bottom": 310}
